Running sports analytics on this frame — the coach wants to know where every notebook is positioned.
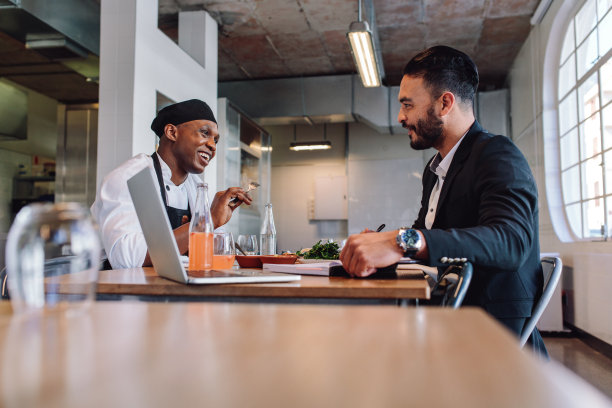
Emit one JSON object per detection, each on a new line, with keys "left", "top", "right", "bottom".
{"left": 263, "top": 262, "right": 338, "bottom": 276}
{"left": 263, "top": 259, "right": 432, "bottom": 279}
{"left": 127, "top": 166, "right": 301, "bottom": 284}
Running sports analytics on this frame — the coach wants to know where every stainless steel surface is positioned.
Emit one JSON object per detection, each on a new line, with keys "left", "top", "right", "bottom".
{"left": 0, "top": 1, "right": 99, "bottom": 103}
{"left": 358, "top": 0, "right": 385, "bottom": 81}
{"left": 0, "top": 80, "right": 27, "bottom": 140}
{"left": 25, "top": 32, "right": 88, "bottom": 60}
{"left": 222, "top": 76, "right": 502, "bottom": 135}
{"left": 55, "top": 105, "right": 98, "bottom": 206}
{"left": 219, "top": 75, "right": 403, "bottom": 134}
{"left": 216, "top": 99, "right": 271, "bottom": 238}
{"left": 18, "top": 0, "right": 99, "bottom": 55}
{"left": 220, "top": 76, "right": 353, "bottom": 123}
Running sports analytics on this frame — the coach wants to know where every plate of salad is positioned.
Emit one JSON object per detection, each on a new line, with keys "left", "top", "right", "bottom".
{"left": 296, "top": 240, "right": 340, "bottom": 263}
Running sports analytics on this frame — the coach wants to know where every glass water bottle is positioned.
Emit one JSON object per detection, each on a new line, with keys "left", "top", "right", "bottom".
{"left": 188, "top": 183, "right": 214, "bottom": 271}
{"left": 260, "top": 203, "right": 277, "bottom": 255}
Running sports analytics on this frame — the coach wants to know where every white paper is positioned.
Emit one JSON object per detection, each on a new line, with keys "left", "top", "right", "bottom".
{"left": 262, "top": 261, "right": 342, "bottom": 276}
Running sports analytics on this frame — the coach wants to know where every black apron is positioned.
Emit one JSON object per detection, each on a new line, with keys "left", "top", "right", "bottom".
{"left": 151, "top": 152, "right": 192, "bottom": 229}
{"left": 102, "top": 154, "right": 192, "bottom": 270}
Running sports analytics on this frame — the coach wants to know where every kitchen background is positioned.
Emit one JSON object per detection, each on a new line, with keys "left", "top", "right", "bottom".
{"left": 0, "top": 0, "right": 609, "bottom": 347}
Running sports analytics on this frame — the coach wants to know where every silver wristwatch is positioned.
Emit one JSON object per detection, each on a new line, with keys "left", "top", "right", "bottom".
{"left": 396, "top": 228, "right": 422, "bottom": 257}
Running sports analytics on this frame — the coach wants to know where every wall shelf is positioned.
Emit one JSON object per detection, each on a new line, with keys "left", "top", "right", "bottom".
{"left": 12, "top": 175, "right": 55, "bottom": 216}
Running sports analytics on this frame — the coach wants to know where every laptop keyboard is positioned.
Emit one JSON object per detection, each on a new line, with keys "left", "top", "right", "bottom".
{"left": 188, "top": 269, "right": 243, "bottom": 278}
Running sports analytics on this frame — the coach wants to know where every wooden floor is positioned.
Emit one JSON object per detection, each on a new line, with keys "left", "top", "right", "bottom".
{"left": 544, "top": 336, "right": 612, "bottom": 399}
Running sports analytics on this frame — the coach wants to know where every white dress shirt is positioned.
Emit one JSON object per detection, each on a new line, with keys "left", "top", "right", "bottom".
{"left": 425, "top": 132, "right": 467, "bottom": 229}
{"left": 91, "top": 153, "right": 202, "bottom": 269}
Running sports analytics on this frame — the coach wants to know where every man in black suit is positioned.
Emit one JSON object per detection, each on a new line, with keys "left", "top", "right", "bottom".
{"left": 340, "top": 45, "right": 546, "bottom": 355}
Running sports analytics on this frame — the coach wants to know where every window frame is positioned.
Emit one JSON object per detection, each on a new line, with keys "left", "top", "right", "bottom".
{"left": 557, "top": 0, "right": 612, "bottom": 241}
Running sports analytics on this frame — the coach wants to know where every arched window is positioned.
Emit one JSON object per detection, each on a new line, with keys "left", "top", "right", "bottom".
{"left": 558, "top": 0, "right": 611, "bottom": 240}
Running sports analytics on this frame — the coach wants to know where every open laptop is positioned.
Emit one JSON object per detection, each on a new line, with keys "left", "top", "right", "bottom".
{"left": 127, "top": 166, "right": 300, "bottom": 284}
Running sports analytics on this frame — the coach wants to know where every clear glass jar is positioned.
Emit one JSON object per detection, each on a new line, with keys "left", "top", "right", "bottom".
{"left": 6, "top": 202, "right": 100, "bottom": 313}
{"left": 260, "top": 203, "right": 276, "bottom": 255}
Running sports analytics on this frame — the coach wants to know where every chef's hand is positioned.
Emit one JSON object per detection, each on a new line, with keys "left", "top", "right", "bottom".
{"left": 156, "top": 215, "right": 192, "bottom": 265}
{"left": 339, "top": 230, "right": 403, "bottom": 277}
{"left": 210, "top": 187, "right": 253, "bottom": 228}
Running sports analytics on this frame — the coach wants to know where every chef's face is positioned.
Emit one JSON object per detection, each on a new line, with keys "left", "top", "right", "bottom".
{"left": 173, "top": 119, "right": 219, "bottom": 174}
{"left": 397, "top": 75, "right": 443, "bottom": 151}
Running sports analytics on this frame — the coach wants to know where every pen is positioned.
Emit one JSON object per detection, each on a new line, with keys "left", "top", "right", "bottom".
{"left": 376, "top": 223, "right": 385, "bottom": 232}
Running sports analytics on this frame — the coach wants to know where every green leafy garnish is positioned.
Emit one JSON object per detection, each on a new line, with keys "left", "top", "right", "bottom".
{"left": 297, "top": 240, "right": 340, "bottom": 260}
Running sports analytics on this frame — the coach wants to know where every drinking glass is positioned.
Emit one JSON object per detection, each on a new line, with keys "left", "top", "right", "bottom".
{"left": 5, "top": 202, "right": 100, "bottom": 313}
{"left": 212, "top": 231, "right": 236, "bottom": 269}
{"left": 237, "top": 234, "right": 258, "bottom": 255}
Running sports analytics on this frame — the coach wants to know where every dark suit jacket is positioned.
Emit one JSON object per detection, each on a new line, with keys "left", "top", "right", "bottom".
{"left": 414, "top": 121, "right": 543, "bottom": 321}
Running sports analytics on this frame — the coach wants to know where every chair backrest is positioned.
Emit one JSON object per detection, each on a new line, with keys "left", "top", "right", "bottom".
{"left": 435, "top": 261, "right": 473, "bottom": 309}
{"left": 519, "top": 256, "right": 563, "bottom": 347}
{"left": 0, "top": 255, "right": 86, "bottom": 300}
{"left": 0, "top": 266, "right": 8, "bottom": 300}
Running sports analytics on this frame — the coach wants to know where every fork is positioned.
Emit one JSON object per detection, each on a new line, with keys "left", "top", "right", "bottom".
{"left": 230, "top": 181, "right": 260, "bottom": 203}
{"left": 244, "top": 181, "right": 260, "bottom": 193}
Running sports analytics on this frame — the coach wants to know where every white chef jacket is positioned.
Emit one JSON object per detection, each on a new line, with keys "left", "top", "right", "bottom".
{"left": 425, "top": 132, "right": 467, "bottom": 229}
{"left": 91, "top": 153, "right": 203, "bottom": 269}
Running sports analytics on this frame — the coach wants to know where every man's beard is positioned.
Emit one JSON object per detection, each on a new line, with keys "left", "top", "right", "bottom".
{"left": 405, "top": 106, "right": 443, "bottom": 150}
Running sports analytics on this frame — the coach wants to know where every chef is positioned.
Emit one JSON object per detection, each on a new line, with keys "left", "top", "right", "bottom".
{"left": 91, "top": 99, "right": 252, "bottom": 269}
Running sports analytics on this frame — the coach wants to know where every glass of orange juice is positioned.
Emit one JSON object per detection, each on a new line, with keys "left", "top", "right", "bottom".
{"left": 212, "top": 231, "right": 236, "bottom": 270}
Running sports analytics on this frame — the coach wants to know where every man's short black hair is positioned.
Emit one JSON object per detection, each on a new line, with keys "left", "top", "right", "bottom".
{"left": 402, "top": 45, "right": 479, "bottom": 106}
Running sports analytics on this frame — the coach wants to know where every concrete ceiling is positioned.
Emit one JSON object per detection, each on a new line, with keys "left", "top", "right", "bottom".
{"left": 0, "top": 0, "right": 538, "bottom": 106}
{"left": 159, "top": 0, "right": 539, "bottom": 90}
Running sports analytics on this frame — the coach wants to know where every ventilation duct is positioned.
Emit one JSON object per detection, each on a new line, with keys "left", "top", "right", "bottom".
{"left": 0, "top": 0, "right": 100, "bottom": 56}
{"left": 0, "top": 80, "right": 27, "bottom": 141}
{"left": 219, "top": 76, "right": 508, "bottom": 137}
{"left": 219, "top": 75, "right": 403, "bottom": 135}
{"left": 25, "top": 33, "right": 88, "bottom": 60}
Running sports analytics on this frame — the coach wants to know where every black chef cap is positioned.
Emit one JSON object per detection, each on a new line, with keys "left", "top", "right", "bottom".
{"left": 151, "top": 99, "right": 217, "bottom": 137}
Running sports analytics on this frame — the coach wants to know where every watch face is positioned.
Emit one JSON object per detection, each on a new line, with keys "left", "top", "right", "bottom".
{"left": 403, "top": 229, "right": 420, "bottom": 247}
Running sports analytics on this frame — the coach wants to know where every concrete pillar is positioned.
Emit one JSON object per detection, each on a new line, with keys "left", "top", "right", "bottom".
{"left": 97, "top": 0, "right": 218, "bottom": 192}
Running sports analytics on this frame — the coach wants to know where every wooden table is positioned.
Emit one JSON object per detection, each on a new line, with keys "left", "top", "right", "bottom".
{"left": 87, "top": 267, "right": 430, "bottom": 303}
{"left": 0, "top": 301, "right": 609, "bottom": 408}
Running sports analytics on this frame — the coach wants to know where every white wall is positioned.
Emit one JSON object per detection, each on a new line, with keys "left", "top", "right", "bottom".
{"left": 509, "top": 0, "right": 612, "bottom": 345}
{"left": 268, "top": 121, "right": 430, "bottom": 252}
{"left": 268, "top": 123, "right": 347, "bottom": 252}
{"left": 97, "top": 1, "right": 218, "bottom": 192}
{"left": 347, "top": 122, "right": 429, "bottom": 234}
{"left": 477, "top": 89, "right": 509, "bottom": 137}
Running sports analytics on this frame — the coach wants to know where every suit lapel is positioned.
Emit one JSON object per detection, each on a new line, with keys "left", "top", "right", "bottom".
{"left": 435, "top": 121, "right": 484, "bottom": 214}
{"left": 422, "top": 156, "right": 438, "bottom": 203}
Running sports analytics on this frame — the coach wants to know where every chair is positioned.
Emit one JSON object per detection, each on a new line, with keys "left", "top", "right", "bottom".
{"left": 0, "top": 255, "right": 87, "bottom": 300}
{"left": 0, "top": 266, "right": 8, "bottom": 300}
{"left": 519, "top": 256, "right": 563, "bottom": 347}
{"left": 430, "top": 261, "right": 473, "bottom": 309}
